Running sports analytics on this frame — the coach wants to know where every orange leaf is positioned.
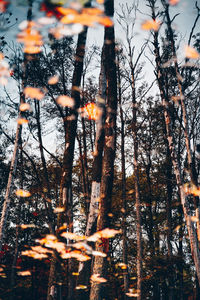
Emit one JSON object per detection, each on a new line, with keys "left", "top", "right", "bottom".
{"left": 82, "top": 8, "right": 104, "bottom": 15}
{"left": 82, "top": 103, "right": 102, "bottom": 120}
{"left": 24, "top": 87, "right": 44, "bottom": 100}
{"left": 24, "top": 46, "right": 41, "bottom": 54}
{"left": 17, "top": 270, "right": 31, "bottom": 276}
{"left": 15, "top": 189, "right": 31, "bottom": 197}
{"left": 56, "top": 95, "right": 74, "bottom": 107}
{"left": 185, "top": 45, "right": 200, "bottom": 59}
{"left": 19, "top": 103, "right": 31, "bottom": 111}
{"left": 17, "top": 118, "right": 29, "bottom": 125}
{"left": 53, "top": 207, "right": 65, "bottom": 213}
{"left": 168, "top": 0, "right": 180, "bottom": 5}
{"left": 90, "top": 274, "right": 107, "bottom": 283}
{"left": 141, "top": 19, "right": 160, "bottom": 31}
{"left": 98, "top": 16, "right": 113, "bottom": 27}
{"left": 48, "top": 74, "right": 59, "bottom": 85}
{"left": 56, "top": 7, "right": 78, "bottom": 16}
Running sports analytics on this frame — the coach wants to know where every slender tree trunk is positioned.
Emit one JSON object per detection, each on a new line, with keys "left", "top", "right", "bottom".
{"left": 76, "top": 41, "right": 106, "bottom": 300}
{"left": 166, "top": 147, "right": 173, "bottom": 300}
{"left": 90, "top": 1, "right": 117, "bottom": 299}
{"left": 133, "top": 102, "right": 142, "bottom": 300}
{"left": 35, "top": 100, "right": 55, "bottom": 234}
{"left": 116, "top": 51, "right": 129, "bottom": 298}
{"left": 129, "top": 44, "right": 142, "bottom": 300}
{"left": 10, "top": 144, "right": 23, "bottom": 300}
{"left": 0, "top": 122, "right": 21, "bottom": 251}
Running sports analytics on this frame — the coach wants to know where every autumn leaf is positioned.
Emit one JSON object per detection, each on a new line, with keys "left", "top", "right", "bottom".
{"left": 185, "top": 45, "right": 200, "bottom": 59}
{"left": 141, "top": 19, "right": 160, "bottom": 31}
{"left": 17, "top": 270, "right": 31, "bottom": 276}
{"left": 61, "top": 232, "right": 85, "bottom": 241}
{"left": 81, "top": 102, "right": 102, "bottom": 120}
{"left": 168, "top": 0, "right": 180, "bottom": 5}
{"left": 17, "top": 118, "right": 29, "bottom": 125}
{"left": 48, "top": 74, "right": 59, "bottom": 85}
{"left": 53, "top": 207, "right": 65, "bottom": 213}
{"left": 19, "top": 103, "right": 31, "bottom": 111}
{"left": 15, "top": 189, "right": 31, "bottom": 197}
{"left": 20, "top": 224, "right": 36, "bottom": 229}
{"left": 98, "top": 16, "right": 113, "bottom": 27}
{"left": 75, "top": 285, "right": 87, "bottom": 290}
{"left": 90, "top": 274, "right": 107, "bottom": 283}
{"left": 56, "top": 95, "right": 75, "bottom": 107}
{"left": 24, "top": 87, "right": 45, "bottom": 100}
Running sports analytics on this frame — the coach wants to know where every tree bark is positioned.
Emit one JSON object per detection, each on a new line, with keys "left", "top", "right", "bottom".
{"left": 116, "top": 50, "right": 129, "bottom": 299}
{"left": 76, "top": 39, "right": 106, "bottom": 300}
{"left": 90, "top": 1, "right": 117, "bottom": 299}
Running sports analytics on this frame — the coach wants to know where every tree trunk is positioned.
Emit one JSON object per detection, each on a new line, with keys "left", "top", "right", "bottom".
{"left": 90, "top": 1, "right": 117, "bottom": 299}
{"left": 76, "top": 40, "right": 106, "bottom": 300}
{"left": 116, "top": 50, "right": 129, "bottom": 298}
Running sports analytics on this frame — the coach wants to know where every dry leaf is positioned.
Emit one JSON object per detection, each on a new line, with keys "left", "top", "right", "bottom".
{"left": 54, "top": 207, "right": 65, "bottom": 213}
{"left": 24, "top": 87, "right": 44, "bottom": 100}
{"left": 61, "top": 232, "right": 85, "bottom": 241}
{"left": 15, "top": 189, "right": 31, "bottom": 197}
{"left": 17, "top": 270, "right": 31, "bottom": 276}
{"left": 185, "top": 45, "right": 199, "bottom": 59}
{"left": 20, "top": 224, "right": 36, "bottom": 229}
{"left": 90, "top": 274, "right": 107, "bottom": 283}
{"left": 17, "top": 118, "right": 29, "bottom": 125}
{"left": 81, "top": 103, "right": 102, "bottom": 120}
{"left": 168, "top": 0, "right": 180, "bottom": 5}
{"left": 19, "top": 103, "right": 31, "bottom": 111}
{"left": 48, "top": 74, "right": 59, "bottom": 85}
{"left": 75, "top": 285, "right": 87, "bottom": 290}
{"left": 57, "top": 95, "right": 75, "bottom": 107}
{"left": 141, "top": 19, "right": 160, "bottom": 31}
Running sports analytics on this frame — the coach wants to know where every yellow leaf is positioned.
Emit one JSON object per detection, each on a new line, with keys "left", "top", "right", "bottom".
{"left": 75, "top": 285, "right": 87, "bottom": 290}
